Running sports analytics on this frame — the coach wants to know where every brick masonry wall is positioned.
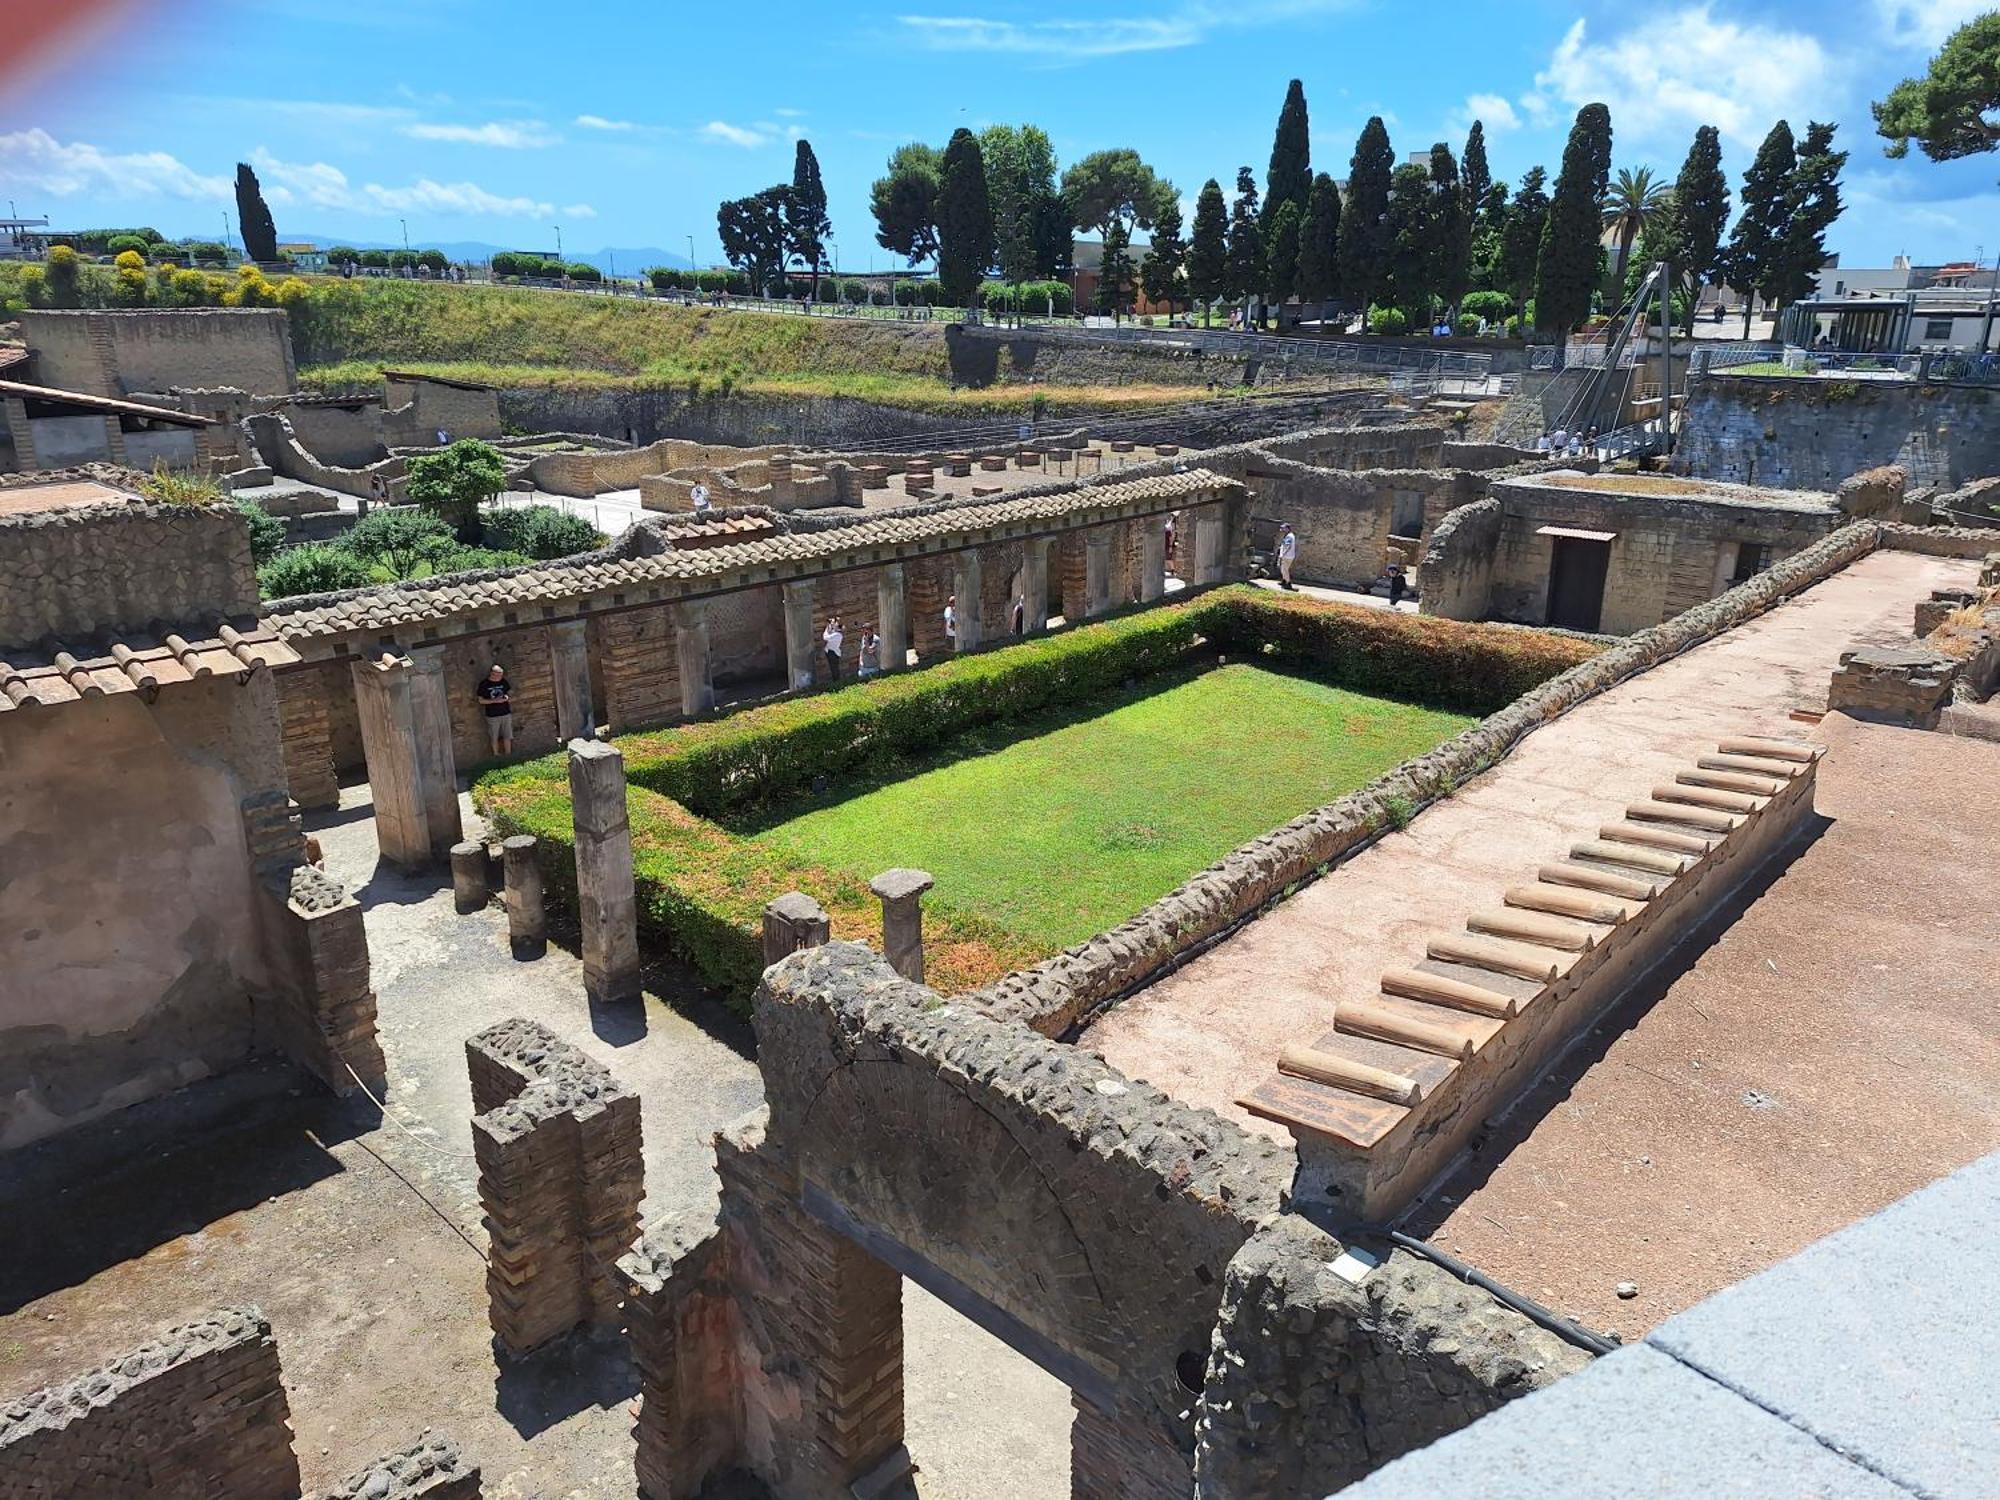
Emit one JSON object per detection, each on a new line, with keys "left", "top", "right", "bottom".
{"left": 0, "top": 1307, "right": 301, "bottom": 1500}
{"left": 596, "top": 604, "right": 683, "bottom": 732}
{"left": 277, "top": 666, "right": 340, "bottom": 809}
{"left": 1072, "top": 1393, "right": 1194, "bottom": 1499}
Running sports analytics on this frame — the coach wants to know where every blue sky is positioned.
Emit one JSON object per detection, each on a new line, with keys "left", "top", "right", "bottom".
{"left": 4, "top": 0, "right": 1995, "bottom": 270}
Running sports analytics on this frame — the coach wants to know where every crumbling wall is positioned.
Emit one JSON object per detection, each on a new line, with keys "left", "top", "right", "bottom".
{"left": 314, "top": 1431, "right": 480, "bottom": 1500}
{"left": 1417, "top": 496, "right": 1502, "bottom": 620}
{"left": 21, "top": 308, "right": 296, "bottom": 398}
{"left": 1245, "top": 462, "right": 1480, "bottom": 587}
{"left": 0, "top": 1307, "right": 300, "bottom": 1499}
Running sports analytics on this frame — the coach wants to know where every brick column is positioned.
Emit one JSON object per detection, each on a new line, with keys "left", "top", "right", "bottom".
{"left": 674, "top": 601, "right": 714, "bottom": 717}
{"left": 102, "top": 414, "right": 128, "bottom": 464}
{"left": 869, "top": 868, "right": 933, "bottom": 983}
{"left": 762, "top": 892, "right": 830, "bottom": 968}
{"left": 502, "top": 835, "right": 545, "bottom": 957}
{"left": 349, "top": 654, "right": 430, "bottom": 868}
{"left": 1086, "top": 529, "right": 1116, "bottom": 617}
{"left": 408, "top": 646, "right": 463, "bottom": 858}
{"left": 265, "top": 865, "right": 386, "bottom": 1099}
{"left": 568, "top": 739, "right": 640, "bottom": 1007}
{"left": 2, "top": 397, "right": 38, "bottom": 471}
{"left": 782, "top": 581, "right": 819, "bottom": 689}
{"left": 1071, "top": 1393, "right": 1194, "bottom": 1500}
{"left": 1022, "top": 537, "right": 1052, "bottom": 632}
{"left": 876, "top": 563, "right": 909, "bottom": 673}
{"left": 1139, "top": 516, "right": 1169, "bottom": 602}
{"left": 550, "top": 620, "right": 594, "bottom": 742}
{"left": 952, "top": 549, "right": 984, "bottom": 651}
{"left": 275, "top": 668, "right": 339, "bottom": 810}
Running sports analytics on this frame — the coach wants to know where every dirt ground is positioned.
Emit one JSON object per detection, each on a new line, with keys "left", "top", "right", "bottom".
{"left": 0, "top": 790, "right": 1070, "bottom": 1498}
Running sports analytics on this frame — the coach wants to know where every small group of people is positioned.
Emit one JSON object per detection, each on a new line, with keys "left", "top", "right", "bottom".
{"left": 821, "top": 617, "right": 884, "bottom": 680}
{"left": 1536, "top": 425, "right": 1599, "bottom": 457}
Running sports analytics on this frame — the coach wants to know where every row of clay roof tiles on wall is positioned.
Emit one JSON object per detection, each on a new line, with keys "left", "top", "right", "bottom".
{"left": 0, "top": 620, "right": 298, "bottom": 711}
{"left": 265, "top": 467, "right": 1240, "bottom": 646}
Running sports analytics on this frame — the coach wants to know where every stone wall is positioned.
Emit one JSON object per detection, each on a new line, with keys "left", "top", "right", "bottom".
{"left": 498, "top": 386, "right": 1004, "bottom": 450}
{"left": 21, "top": 308, "right": 296, "bottom": 398}
{"left": 0, "top": 1307, "right": 300, "bottom": 1499}
{"left": 270, "top": 398, "right": 385, "bottom": 467}
{"left": 1417, "top": 496, "right": 1502, "bottom": 620}
{"left": 380, "top": 375, "right": 501, "bottom": 445}
{"left": 314, "top": 1431, "right": 480, "bottom": 1500}
{"left": 1677, "top": 375, "right": 2000, "bottom": 490}
{"left": 1246, "top": 461, "right": 1482, "bottom": 588}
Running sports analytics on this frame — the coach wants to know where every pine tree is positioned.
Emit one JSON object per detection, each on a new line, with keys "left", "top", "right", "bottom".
{"left": 1097, "top": 219, "right": 1135, "bottom": 322}
{"left": 1266, "top": 201, "right": 1302, "bottom": 307}
{"left": 937, "top": 127, "right": 994, "bottom": 308}
{"left": 1225, "top": 167, "right": 1263, "bottom": 319}
{"left": 788, "top": 140, "right": 832, "bottom": 298}
{"left": 1142, "top": 194, "right": 1186, "bottom": 315}
{"left": 1296, "top": 172, "right": 1342, "bottom": 311}
{"left": 1187, "top": 178, "right": 1229, "bottom": 326}
{"left": 1430, "top": 142, "right": 1470, "bottom": 318}
{"left": 1720, "top": 120, "right": 1795, "bottom": 336}
{"left": 870, "top": 143, "right": 942, "bottom": 268}
{"left": 1496, "top": 166, "right": 1549, "bottom": 327}
{"left": 1671, "top": 125, "right": 1730, "bottom": 332}
{"left": 1771, "top": 122, "right": 1846, "bottom": 313}
{"left": 1535, "top": 103, "right": 1614, "bottom": 334}
{"left": 1263, "top": 79, "right": 1312, "bottom": 231}
{"left": 234, "top": 163, "right": 277, "bottom": 264}
{"left": 1337, "top": 117, "right": 1395, "bottom": 332}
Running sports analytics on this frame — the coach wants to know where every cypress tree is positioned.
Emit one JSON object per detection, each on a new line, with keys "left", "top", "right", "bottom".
{"left": 1462, "top": 121, "right": 1492, "bottom": 232}
{"left": 1187, "top": 178, "right": 1229, "bottom": 326}
{"left": 1225, "top": 167, "right": 1263, "bottom": 315}
{"left": 1496, "top": 166, "right": 1549, "bottom": 325}
{"left": 788, "top": 139, "right": 832, "bottom": 297}
{"left": 1382, "top": 163, "right": 1436, "bottom": 327}
{"left": 1772, "top": 122, "right": 1846, "bottom": 313}
{"left": 1263, "top": 79, "right": 1312, "bottom": 231}
{"left": 1720, "top": 120, "right": 1795, "bottom": 336}
{"left": 1142, "top": 194, "right": 1186, "bottom": 314}
{"left": 1671, "top": 125, "right": 1730, "bottom": 332}
{"left": 1337, "top": 117, "right": 1394, "bottom": 331}
{"left": 1430, "top": 142, "right": 1470, "bottom": 318}
{"left": 1267, "top": 201, "right": 1302, "bottom": 306}
{"left": 1296, "top": 172, "right": 1342, "bottom": 310}
{"left": 234, "top": 163, "right": 277, "bottom": 264}
{"left": 1097, "top": 219, "right": 1135, "bottom": 322}
{"left": 1534, "top": 103, "right": 1614, "bottom": 334}
{"left": 936, "top": 127, "right": 994, "bottom": 308}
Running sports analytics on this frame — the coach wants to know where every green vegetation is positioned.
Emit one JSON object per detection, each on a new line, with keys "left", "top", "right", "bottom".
{"left": 404, "top": 438, "right": 508, "bottom": 540}
{"left": 1874, "top": 13, "right": 2000, "bottom": 161}
{"left": 257, "top": 501, "right": 598, "bottom": 600}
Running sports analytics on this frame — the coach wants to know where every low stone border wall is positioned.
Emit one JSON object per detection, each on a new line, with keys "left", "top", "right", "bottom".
{"left": 964, "top": 520, "right": 1883, "bottom": 1035}
{"left": 315, "top": 1431, "right": 481, "bottom": 1500}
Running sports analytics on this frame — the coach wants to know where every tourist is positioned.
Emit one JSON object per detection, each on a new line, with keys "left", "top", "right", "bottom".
{"left": 367, "top": 472, "right": 388, "bottom": 511}
{"left": 1551, "top": 426, "right": 1568, "bottom": 454}
{"left": 1387, "top": 559, "right": 1408, "bottom": 609}
{"left": 944, "top": 595, "right": 957, "bottom": 648}
{"left": 1011, "top": 595, "right": 1026, "bottom": 635}
{"left": 475, "top": 665, "right": 513, "bottom": 756}
{"left": 822, "top": 617, "right": 844, "bottom": 681}
{"left": 436, "top": 427, "right": 451, "bottom": 447}
{"left": 857, "top": 624, "right": 880, "bottom": 678}
{"left": 690, "top": 482, "right": 711, "bottom": 515}
{"left": 1164, "top": 514, "right": 1177, "bottom": 560}
{"left": 1277, "top": 524, "right": 1298, "bottom": 589}
{"left": 1535, "top": 432, "right": 1551, "bottom": 453}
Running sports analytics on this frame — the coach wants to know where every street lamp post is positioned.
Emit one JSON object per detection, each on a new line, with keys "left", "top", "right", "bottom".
{"left": 554, "top": 224, "right": 563, "bottom": 262}
{"left": 400, "top": 218, "right": 409, "bottom": 251}
{"left": 686, "top": 234, "right": 695, "bottom": 272}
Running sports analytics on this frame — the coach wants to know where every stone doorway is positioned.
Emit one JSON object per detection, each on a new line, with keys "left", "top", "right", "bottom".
{"left": 1545, "top": 535, "right": 1611, "bottom": 631}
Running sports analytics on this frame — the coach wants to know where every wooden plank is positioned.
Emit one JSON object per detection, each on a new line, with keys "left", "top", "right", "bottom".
{"left": 1599, "top": 822, "right": 1715, "bottom": 857}
{"left": 1238, "top": 1074, "right": 1408, "bottom": 1150}
{"left": 1624, "top": 801, "right": 1741, "bottom": 833}
{"left": 1653, "top": 783, "right": 1764, "bottom": 814}
{"left": 1677, "top": 768, "right": 1785, "bottom": 797}
{"left": 1336, "top": 995, "right": 1482, "bottom": 1060}
{"left": 1717, "top": 736, "right": 1818, "bottom": 763}
{"left": 1540, "top": 861, "right": 1662, "bottom": 900}
{"left": 1427, "top": 931, "right": 1570, "bottom": 983}
{"left": 1505, "top": 884, "right": 1638, "bottom": 924}
{"left": 1466, "top": 907, "right": 1599, "bottom": 951}
{"left": 1381, "top": 965, "right": 1518, "bottom": 1019}
{"left": 1698, "top": 752, "right": 1802, "bottom": 780}
{"left": 1278, "top": 1042, "right": 1423, "bottom": 1105}
{"left": 1572, "top": 839, "right": 1693, "bottom": 876}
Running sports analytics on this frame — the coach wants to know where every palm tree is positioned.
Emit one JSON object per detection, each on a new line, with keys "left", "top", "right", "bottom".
{"left": 1601, "top": 166, "right": 1671, "bottom": 310}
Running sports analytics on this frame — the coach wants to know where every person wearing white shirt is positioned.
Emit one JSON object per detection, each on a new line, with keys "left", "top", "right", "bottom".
{"left": 822, "top": 618, "right": 844, "bottom": 680}
{"left": 944, "top": 595, "right": 957, "bottom": 649}
{"left": 857, "top": 626, "right": 880, "bottom": 677}
{"left": 1276, "top": 524, "right": 1298, "bottom": 589}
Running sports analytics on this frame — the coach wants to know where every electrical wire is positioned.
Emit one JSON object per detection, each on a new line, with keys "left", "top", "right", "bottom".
{"left": 1360, "top": 1226, "right": 1621, "bottom": 1356}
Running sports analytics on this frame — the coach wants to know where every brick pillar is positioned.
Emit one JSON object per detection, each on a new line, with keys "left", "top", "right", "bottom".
{"left": 952, "top": 549, "right": 984, "bottom": 651}
{"left": 275, "top": 668, "right": 339, "bottom": 810}
{"left": 349, "top": 653, "right": 430, "bottom": 868}
{"left": 674, "top": 601, "right": 714, "bottom": 717}
{"left": 502, "top": 835, "right": 545, "bottom": 957}
{"left": 550, "top": 620, "right": 594, "bottom": 742}
{"left": 762, "top": 892, "right": 829, "bottom": 968}
{"left": 876, "top": 564, "right": 909, "bottom": 673}
{"left": 1086, "top": 529, "right": 1115, "bottom": 617}
{"left": 1060, "top": 532, "right": 1089, "bottom": 621}
{"left": 468, "top": 1020, "right": 645, "bottom": 1357}
{"left": 408, "top": 646, "right": 464, "bottom": 858}
{"left": 568, "top": 739, "right": 640, "bottom": 1007}
{"left": 2, "top": 397, "right": 38, "bottom": 471}
{"left": 266, "top": 865, "right": 386, "bottom": 1099}
{"left": 1139, "top": 516, "right": 1168, "bottom": 602}
{"left": 102, "top": 414, "right": 128, "bottom": 464}
{"left": 1022, "top": 537, "right": 1052, "bottom": 632}
{"left": 869, "top": 868, "right": 933, "bottom": 983}
{"left": 909, "top": 562, "right": 949, "bottom": 661}
{"left": 1071, "top": 1394, "right": 1194, "bottom": 1500}
{"left": 782, "top": 581, "right": 819, "bottom": 689}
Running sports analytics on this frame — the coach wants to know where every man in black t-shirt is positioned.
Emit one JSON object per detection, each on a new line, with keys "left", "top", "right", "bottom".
{"left": 475, "top": 665, "right": 513, "bottom": 756}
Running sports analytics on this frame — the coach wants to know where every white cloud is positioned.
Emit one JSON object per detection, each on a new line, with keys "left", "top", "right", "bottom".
{"left": 773, "top": 107, "right": 807, "bottom": 118}
{"left": 249, "top": 148, "right": 586, "bottom": 220}
{"left": 896, "top": 0, "right": 1353, "bottom": 60}
{"left": 702, "top": 120, "right": 773, "bottom": 148}
{"left": 1872, "top": 0, "right": 1990, "bottom": 49}
{"left": 401, "top": 119, "right": 557, "bottom": 148}
{"left": 0, "top": 128, "right": 230, "bottom": 201}
{"left": 1457, "top": 93, "right": 1520, "bottom": 133}
{"left": 575, "top": 114, "right": 637, "bottom": 132}
{"left": 1534, "top": 8, "right": 1842, "bottom": 152}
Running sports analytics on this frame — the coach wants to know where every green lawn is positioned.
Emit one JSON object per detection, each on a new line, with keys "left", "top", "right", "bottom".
{"left": 744, "top": 664, "right": 1472, "bottom": 951}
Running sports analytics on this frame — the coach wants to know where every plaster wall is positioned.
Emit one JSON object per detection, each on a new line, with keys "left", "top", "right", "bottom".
{"left": 123, "top": 427, "right": 201, "bottom": 469}
{"left": 21, "top": 309, "right": 296, "bottom": 398}
{"left": 25, "top": 415, "right": 111, "bottom": 466}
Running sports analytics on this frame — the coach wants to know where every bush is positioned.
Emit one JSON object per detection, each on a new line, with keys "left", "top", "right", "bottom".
{"left": 423, "top": 543, "right": 531, "bottom": 575}
{"left": 414, "top": 249, "right": 447, "bottom": 274}
{"left": 565, "top": 262, "right": 602, "bottom": 283}
{"left": 405, "top": 438, "right": 508, "bottom": 540}
{"left": 360, "top": 250, "right": 392, "bottom": 269}
{"left": 1367, "top": 305, "right": 1409, "bottom": 335}
{"left": 1461, "top": 290, "right": 1511, "bottom": 323}
{"left": 137, "top": 465, "right": 224, "bottom": 507}
{"left": 184, "top": 241, "right": 228, "bottom": 265}
{"left": 1451, "top": 315, "right": 1479, "bottom": 336}
{"left": 978, "top": 279, "right": 1071, "bottom": 316}
{"left": 44, "top": 246, "right": 83, "bottom": 308}
{"left": 111, "top": 250, "right": 148, "bottom": 305}
{"left": 480, "top": 504, "right": 603, "bottom": 559}
{"left": 234, "top": 498, "right": 287, "bottom": 563}
{"left": 258, "top": 543, "right": 373, "bottom": 599}
{"left": 106, "top": 234, "right": 150, "bottom": 256}
{"left": 327, "top": 246, "right": 361, "bottom": 268}
{"left": 342, "top": 507, "right": 455, "bottom": 578}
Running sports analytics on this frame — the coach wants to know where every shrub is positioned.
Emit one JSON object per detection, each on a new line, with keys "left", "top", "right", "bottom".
{"left": 422, "top": 543, "right": 531, "bottom": 575}
{"left": 16, "top": 265, "right": 46, "bottom": 307}
{"left": 137, "top": 465, "right": 224, "bottom": 507}
{"left": 184, "top": 241, "right": 228, "bottom": 265}
{"left": 360, "top": 250, "right": 392, "bottom": 269}
{"left": 342, "top": 507, "right": 455, "bottom": 578}
{"left": 480, "top": 503, "right": 603, "bottom": 559}
{"left": 1461, "top": 289, "right": 1510, "bottom": 322}
{"left": 44, "top": 246, "right": 83, "bottom": 308}
{"left": 327, "top": 246, "right": 361, "bottom": 268}
{"left": 566, "top": 262, "right": 602, "bottom": 283}
{"left": 111, "top": 251, "right": 149, "bottom": 305}
{"left": 229, "top": 265, "right": 279, "bottom": 306}
{"left": 388, "top": 250, "right": 417, "bottom": 270}
{"left": 234, "top": 498, "right": 287, "bottom": 563}
{"left": 258, "top": 543, "right": 373, "bottom": 599}
{"left": 1451, "top": 315, "right": 1479, "bottom": 336}
{"left": 416, "top": 249, "right": 448, "bottom": 273}
{"left": 106, "top": 234, "right": 150, "bottom": 256}
{"left": 1367, "top": 305, "right": 1408, "bottom": 335}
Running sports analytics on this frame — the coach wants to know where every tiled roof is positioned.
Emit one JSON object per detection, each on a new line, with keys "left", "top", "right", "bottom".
{"left": 0, "top": 620, "right": 298, "bottom": 711}
{"left": 268, "top": 468, "right": 1238, "bottom": 647}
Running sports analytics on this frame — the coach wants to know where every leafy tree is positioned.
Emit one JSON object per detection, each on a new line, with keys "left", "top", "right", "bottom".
{"left": 1296, "top": 172, "right": 1342, "bottom": 309}
{"left": 44, "top": 246, "right": 83, "bottom": 308}
{"left": 258, "top": 543, "right": 372, "bottom": 600}
{"left": 1225, "top": 167, "right": 1263, "bottom": 315}
{"left": 342, "top": 508, "right": 456, "bottom": 579}
{"left": 717, "top": 185, "right": 791, "bottom": 297}
{"left": 234, "top": 498, "right": 286, "bottom": 564}
{"left": 1462, "top": 121, "right": 1493, "bottom": 233}
{"left": 1720, "top": 120, "right": 1795, "bottom": 336}
{"left": 1667, "top": 125, "right": 1730, "bottom": 331}
{"left": 1141, "top": 193, "right": 1186, "bottom": 315}
{"left": 1461, "top": 288, "right": 1512, "bottom": 324}
{"left": 789, "top": 139, "right": 832, "bottom": 297}
{"left": 416, "top": 248, "right": 448, "bottom": 273}
{"left": 937, "top": 127, "right": 995, "bottom": 308}
{"left": 404, "top": 438, "right": 508, "bottom": 542}
{"left": 234, "top": 162, "right": 278, "bottom": 263}
{"left": 1770, "top": 122, "right": 1847, "bottom": 314}
{"left": 1535, "top": 103, "right": 1614, "bottom": 334}
{"left": 1265, "top": 200, "right": 1302, "bottom": 306}
{"left": 360, "top": 249, "right": 391, "bottom": 269}
{"left": 106, "top": 233, "right": 150, "bottom": 256}
{"left": 481, "top": 503, "right": 603, "bottom": 559}
{"left": 1874, "top": 13, "right": 2000, "bottom": 160}
{"left": 1601, "top": 166, "right": 1671, "bottom": 308}
{"left": 870, "top": 143, "right": 942, "bottom": 267}
{"left": 1338, "top": 117, "right": 1395, "bottom": 331}
{"left": 1431, "top": 142, "right": 1470, "bottom": 316}
{"left": 1382, "top": 162, "right": 1438, "bottom": 328}
{"left": 983, "top": 125, "right": 1050, "bottom": 318}
{"left": 1496, "top": 166, "right": 1549, "bottom": 329}
{"left": 327, "top": 246, "right": 361, "bottom": 268}
{"left": 1263, "top": 79, "right": 1312, "bottom": 231}
{"left": 1096, "top": 219, "right": 1135, "bottom": 322}
{"left": 1062, "top": 147, "right": 1175, "bottom": 235}
{"left": 1187, "top": 178, "right": 1229, "bottom": 325}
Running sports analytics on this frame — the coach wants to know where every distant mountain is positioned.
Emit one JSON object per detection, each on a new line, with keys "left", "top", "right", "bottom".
{"left": 283, "top": 231, "right": 697, "bottom": 273}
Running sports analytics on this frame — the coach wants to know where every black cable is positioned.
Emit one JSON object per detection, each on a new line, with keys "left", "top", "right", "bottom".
{"left": 1359, "top": 1226, "right": 1620, "bottom": 1356}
